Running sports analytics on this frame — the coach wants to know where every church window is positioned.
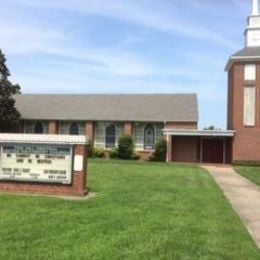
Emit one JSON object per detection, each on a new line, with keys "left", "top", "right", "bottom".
{"left": 245, "top": 64, "right": 256, "bottom": 80}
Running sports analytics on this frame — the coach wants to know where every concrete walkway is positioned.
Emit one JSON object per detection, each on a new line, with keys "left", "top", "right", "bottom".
{"left": 203, "top": 165, "right": 260, "bottom": 248}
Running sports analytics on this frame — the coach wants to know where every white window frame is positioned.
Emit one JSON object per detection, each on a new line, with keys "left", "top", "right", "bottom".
{"left": 244, "top": 64, "right": 256, "bottom": 81}
{"left": 134, "top": 122, "right": 164, "bottom": 151}
{"left": 24, "top": 121, "right": 48, "bottom": 134}
{"left": 59, "top": 122, "right": 85, "bottom": 135}
{"left": 94, "top": 122, "right": 123, "bottom": 149}
{"left": 244, "top": 86, "right": 256, "bottom": 126}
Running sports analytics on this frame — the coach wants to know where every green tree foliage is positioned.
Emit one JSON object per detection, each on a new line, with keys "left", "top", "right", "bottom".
{"left": 0, "top": 49, "right": 21, "bottom": 132}
{"left": 203, "top": 125, "right": 222, "bottom": 130}
{"left": 118, "top": 135, "right": 134, "bottom": 159}
{"left": 149, "top": 139, "right": 167, "bottom": 162}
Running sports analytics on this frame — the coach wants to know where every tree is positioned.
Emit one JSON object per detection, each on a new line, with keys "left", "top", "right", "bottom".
{"left": 203, "top": 125, "right": 222, "bottom": 130}
{"left": 0, "top": 49, "right": 21, "bottom": 132}
{"left": 117, "top": 135, "right": 134, "bottom": 159}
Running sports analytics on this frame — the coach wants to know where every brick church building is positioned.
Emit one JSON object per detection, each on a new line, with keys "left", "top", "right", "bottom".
{"left": 225, "top": 0, "right": 260, "bottom": 163}
{"left": 13, "top": 0, "right": 260, "bottom": 164}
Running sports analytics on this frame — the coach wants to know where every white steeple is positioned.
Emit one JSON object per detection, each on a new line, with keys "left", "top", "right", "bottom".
{"left": 252, "top": 0, "right": 259, "bottom": 15}
{"left": 245, "top": 0, "right": 260, "bottom": 47}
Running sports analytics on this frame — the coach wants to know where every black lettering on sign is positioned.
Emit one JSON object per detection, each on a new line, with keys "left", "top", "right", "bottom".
{"left": 37, "top": 159, "right": 52, "bottom": 164}
{"left": 29, "top": 174, "right": 39, "bottom": 179}
{"left": 16, "top": 154, "right": 30, "bottom": 158}
{"left": 2, "top": 168, "right": 12, "bottom": 172}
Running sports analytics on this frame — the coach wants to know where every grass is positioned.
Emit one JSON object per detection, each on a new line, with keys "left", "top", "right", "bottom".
{"left": 0, "top": 159, "right": 259, "bottom": 259}
{"left": 235, "top": 165, "right": 260, "bottom": 186}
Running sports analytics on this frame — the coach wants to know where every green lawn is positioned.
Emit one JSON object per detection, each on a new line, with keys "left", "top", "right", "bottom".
{"left": 0, "top": 160, "right": 259, "bottom": 260}
{"left": 235, "top": 165, "right": 260, "bottom": 186}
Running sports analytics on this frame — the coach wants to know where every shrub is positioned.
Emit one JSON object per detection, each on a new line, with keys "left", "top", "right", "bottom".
{"left": 91, "top": 148, "right": 105, "bottom": 158}
{"left": 109, "top": 148, "right": 119, "bottom": 159}
{"left": 87, "top": 143, "right": 94, "bottom": 158}
{"left": 132, "top": 152, "right": 140, "bottom": 160}
{"left": 149, "top": 139, "right": 167, "bottom": 162}
{"left": 118, "top": 135, "right": 134, "bottom": 159}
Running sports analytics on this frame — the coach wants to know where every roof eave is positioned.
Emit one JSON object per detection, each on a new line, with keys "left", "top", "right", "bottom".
{"left": 225, "top": 55, "right": 260, "bottom": 71}
{"left": 20, "top": 117, "right": 198, "bottom": 123}
{"left": 163, "top": 129, "right": 235, "bottom": 137}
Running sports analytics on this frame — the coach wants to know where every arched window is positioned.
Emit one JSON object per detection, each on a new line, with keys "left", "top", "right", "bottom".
{"left": 105, "top": 124, "right": 116, "bottom": 148}
{"left": 144, "top": 124, "right": 155, "bottom": 150}
{"left": 69, "top": 123, "right": 79, "bottom": 135}
{"left": 34, "top": 122, "right": 44, "bottom": 134}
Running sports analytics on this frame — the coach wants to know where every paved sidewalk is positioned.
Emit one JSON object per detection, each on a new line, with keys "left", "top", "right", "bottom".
{"left": 203, "top": 165, "right": 260, "bottom": 248}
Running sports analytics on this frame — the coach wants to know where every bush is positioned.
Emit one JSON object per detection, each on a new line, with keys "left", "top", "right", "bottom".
{"left": 149, "top": 139, "right": 167, "bottom": 162}
{"left": 132, "top": 152, "right": 140, "bottom": 160}
{"left": 87, "top": 143, "right": 94, "bottom": 158}
{"left": 91, "top": 148, "right": 105, "bottom": 158}
{"left": 118, "top": 135, "right": 134, "bottom": 159}
{"left": 109, "top": 148, "right": 119, "bottom": 159}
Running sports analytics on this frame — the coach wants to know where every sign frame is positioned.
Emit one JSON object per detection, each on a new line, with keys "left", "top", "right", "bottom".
{"left": 0, "top": 143, "right": 74, "bottom": 185}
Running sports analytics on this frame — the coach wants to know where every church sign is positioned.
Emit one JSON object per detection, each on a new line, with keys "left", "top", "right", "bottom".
{"left": 0, "top": 144, "right": 73, "bottom": 184}
{"left": 0, "top": 134, "right": 88, "bottom": 197}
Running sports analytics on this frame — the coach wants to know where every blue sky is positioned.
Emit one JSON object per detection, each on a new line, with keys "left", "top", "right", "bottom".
{"left": 0, "top": 0, "right": 250, "bottom": 128}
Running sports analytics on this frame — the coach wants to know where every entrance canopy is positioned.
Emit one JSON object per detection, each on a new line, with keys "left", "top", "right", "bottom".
{"left": 163, "top": 129, "right": 235, "bottom": 164}
{"left": 163, "top": 129, "right": 235, "bottom": 137}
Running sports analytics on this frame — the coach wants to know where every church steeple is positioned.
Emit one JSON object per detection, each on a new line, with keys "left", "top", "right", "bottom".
{"left": 245, "top": 0, "right": 260, "bottom": 47}
{"left": 252, "top": 0, "right": 259, "bottom": 15}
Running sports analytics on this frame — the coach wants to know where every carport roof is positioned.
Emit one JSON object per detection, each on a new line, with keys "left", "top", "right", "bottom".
{"left": 163, "top": 129, "right": 235, "bottom": 137}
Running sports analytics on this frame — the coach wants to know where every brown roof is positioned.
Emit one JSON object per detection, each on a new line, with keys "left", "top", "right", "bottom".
{"left": 14, "top": 94, "right": 198, "bottom": 122}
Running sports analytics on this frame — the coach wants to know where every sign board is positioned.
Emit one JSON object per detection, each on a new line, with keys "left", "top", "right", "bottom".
{"left": 0, "top": 144, "right": 73, "bottom": 184}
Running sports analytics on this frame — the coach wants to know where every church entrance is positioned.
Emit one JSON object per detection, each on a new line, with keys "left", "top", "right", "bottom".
{"left": 201, "top": 138, "right": 224, "bottom": 164}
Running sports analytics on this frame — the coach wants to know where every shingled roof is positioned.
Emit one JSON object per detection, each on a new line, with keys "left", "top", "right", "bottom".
{"left": 14, "top": 94, "right": 198, "bottom": 123}
{"left": 225, "top": 47, "right": 260, "bottom": 71}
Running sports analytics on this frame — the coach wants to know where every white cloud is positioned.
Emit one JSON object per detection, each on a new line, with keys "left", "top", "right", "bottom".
{"left": 1, "top": 0, "right": 233, "bottom": 107}
{"left": 10, "top": 0, "right": 239, "bottom": 49}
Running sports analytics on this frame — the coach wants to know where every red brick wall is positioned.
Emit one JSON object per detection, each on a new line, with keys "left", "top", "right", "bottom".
{"left": 165, "top": 122, "right": 197, "bottom": 162}
{"left": 85, "top": 122, "right": 95, "bottom": 141}
{"left": 0, "top": 144, "right": 88, "bottom": 197}
{"left": 48, "top": 121, "right": 58, "bottom": 134}
{"left": 166, "top": 122, "right": 197, "bottom": 129}
{"left": 172, "top": 136, "right": 198, "bottom": 162}
{"left": 124, "top": 122, "right": 133, "bottom": 135}
{"left": 228, "top": 62, "right": 260, "bottom": 161}
{"left": 138, "top": 151, "right": 152, "bottom": 160}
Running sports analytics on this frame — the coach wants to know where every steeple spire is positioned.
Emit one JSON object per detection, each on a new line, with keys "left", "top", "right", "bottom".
{"left": 252, "top": 0, "right": 259, "bottom": 15}
{"left": 245, "top": 0, "right": 260, "bottom": 47}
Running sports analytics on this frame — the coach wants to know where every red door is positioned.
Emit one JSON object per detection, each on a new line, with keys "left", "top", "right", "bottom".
{"left": 202, "top": 138, "right": 224, "bottom": 164}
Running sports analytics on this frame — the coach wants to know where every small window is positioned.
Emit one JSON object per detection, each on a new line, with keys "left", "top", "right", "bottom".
{"left": 245, "top": 64, "right": 256, "bottom": 81}
{"left": 69, "top": 123, "right": 79, "bottom": 135}
{"left": 144, "top": 124, "right": 155, "bottom": 150}
{"left": 105, "top": 124, "right": 116, "bottom": 148}
{"left": 34, "top": 122, "right": 44, "bottom": 134}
